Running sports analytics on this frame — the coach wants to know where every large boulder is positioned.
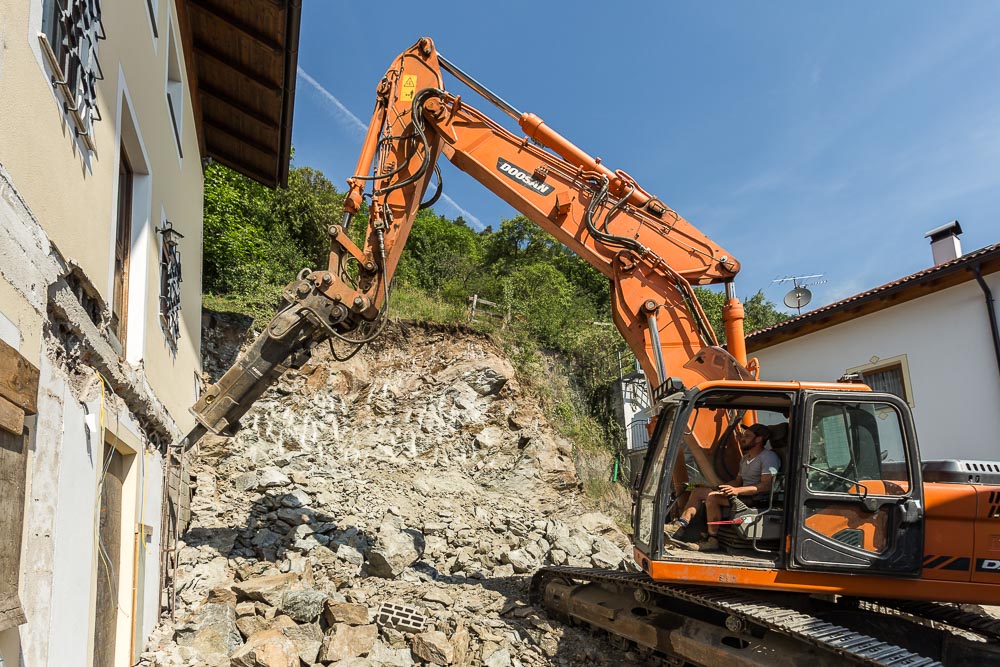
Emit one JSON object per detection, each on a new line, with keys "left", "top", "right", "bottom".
{"left": 411, "top": 630, "right": 455, "bottom": 665}
{"left": 279, "top": 589, "right": 328, "bottom": 622}
{"left": 230, "top": 627, "right": 299, "bottom": 667}
{"left": 318, "top": 624, "right": 378, "bottom": 662}
{"left": 232, "top": 572, "right": 301, "bottom": 607}
{"left": 367, "top": 523, "right": 425, "bottom": 579}
{"left": 174, "top": 602, "right": 242, "bottom": 658}
{"left": 460, "top": 366, "right": 509, "bottom": 396}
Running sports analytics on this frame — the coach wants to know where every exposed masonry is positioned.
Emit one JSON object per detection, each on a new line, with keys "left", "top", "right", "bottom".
{"left": 0, "top": 162, "right": 181, "bottom": 447}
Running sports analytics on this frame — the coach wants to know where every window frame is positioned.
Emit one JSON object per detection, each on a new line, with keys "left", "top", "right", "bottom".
{"left": 164, "top": 14, "right": 184, "bottom": 158}
{"left": 846, "top": 354, "right": 914, "bottom": 407}
{"left": 111, "top": 145, "right": 134, "bottom": 354}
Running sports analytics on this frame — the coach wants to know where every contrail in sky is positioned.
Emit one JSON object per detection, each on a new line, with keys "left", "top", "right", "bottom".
{"left": 297, "top": 66, "right": 484, "bottom": 230}
{"left": 297, "top": 67, "right": 367, "bottom": 137}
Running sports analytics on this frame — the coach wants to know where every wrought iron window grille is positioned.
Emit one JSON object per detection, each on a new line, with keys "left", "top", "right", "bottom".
{"left": 38, "top": 0, "right": 105, "bottom": 153}
{"left": 157, "top": 220, "right": 184, "bottom": 348}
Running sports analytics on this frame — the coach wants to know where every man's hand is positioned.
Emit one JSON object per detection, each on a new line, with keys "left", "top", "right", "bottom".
{"left": 718, "top": 484, "right": 740, "bottom": 499}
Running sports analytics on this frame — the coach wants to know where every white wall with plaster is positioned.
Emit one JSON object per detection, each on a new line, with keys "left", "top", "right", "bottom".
{"left": 753, "top": 275, "right": 1000, "bottom": 461}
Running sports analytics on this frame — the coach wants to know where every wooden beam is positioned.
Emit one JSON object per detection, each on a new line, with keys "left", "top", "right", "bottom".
{"left": 192, "top": 42, "right": 282, "bottom": 93}
{"left": 176, "top": 0, "right": 206, "bottom": 159}
{"left": 0, "top": 397, "right": 24, "bottom": 436}
{"left": 188, "top": 0, "right": 283, "bottom": 54}
{"left": 199, "top": 83, "right": 280, "bottom": 129}
{"left": 0, "top": 428, "right": 27, "bottom": 632}
{"left": 0, "top": 339, "right": 38, "bottom": 414}
{"left": 203, "top": 115, "right": 278, "bottom": 158}
{"left": 206, "top": 144, "right": 277, "bottom": 187}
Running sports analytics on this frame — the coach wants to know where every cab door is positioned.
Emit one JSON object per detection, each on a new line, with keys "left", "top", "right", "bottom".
{"left": 789, "top": 392, "right": 924, "bottom": 575}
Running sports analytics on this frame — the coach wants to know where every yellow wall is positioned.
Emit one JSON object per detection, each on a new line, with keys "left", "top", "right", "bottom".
{"left": 0, "top": 0, "right": 203, "bottom": 431}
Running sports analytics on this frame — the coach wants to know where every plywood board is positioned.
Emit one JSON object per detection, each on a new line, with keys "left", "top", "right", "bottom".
{"left": 0, "top": 428, "right": 27, "bottom": 631}
{"left": 0, "top": 338, "right": 39, "bottom": 414}
{"left": 0, "top": 395, "right": 24, "bottom": 435}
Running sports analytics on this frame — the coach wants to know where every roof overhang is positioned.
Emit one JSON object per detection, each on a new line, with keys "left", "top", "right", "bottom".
{"left": 178, "top": 0, "right": 302, "bottom": 188}
{"left": 747, "top": 243, "right": 1000, "bottom": 352}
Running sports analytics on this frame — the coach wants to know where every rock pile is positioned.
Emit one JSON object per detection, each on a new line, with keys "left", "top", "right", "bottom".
{"left": 140, "top": 321, "right": 639, "bottom": 666}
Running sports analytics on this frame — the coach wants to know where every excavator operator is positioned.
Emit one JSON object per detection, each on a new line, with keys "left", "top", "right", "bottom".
{"left": 666, "top": 424, "right": 780, "bottom": 552}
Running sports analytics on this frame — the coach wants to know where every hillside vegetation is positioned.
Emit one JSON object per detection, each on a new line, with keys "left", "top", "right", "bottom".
{"left": 201, "top": 161, "right": 788, "bottom": 491}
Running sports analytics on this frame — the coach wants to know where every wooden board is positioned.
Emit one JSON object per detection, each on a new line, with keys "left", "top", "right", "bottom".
{"left": 0, "top": 338, "right": 39, "bottom": 414}
{"left": 0, "top": 427, "right": 27, "bottom": 631}
{"left": 0, "top": 395, "right": 24, "bottom": 435}
{"left": 93, "top": 444, "right": 124, "bottom": 667}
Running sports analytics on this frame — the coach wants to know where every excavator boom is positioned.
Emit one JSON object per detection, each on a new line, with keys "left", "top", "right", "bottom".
{"left": 190, "top": 36, "right": 751, "bottom": 439}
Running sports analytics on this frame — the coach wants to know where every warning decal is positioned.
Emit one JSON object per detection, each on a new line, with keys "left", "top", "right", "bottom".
{"left": 401, "top": 75, "right": 417, "bottom": 102}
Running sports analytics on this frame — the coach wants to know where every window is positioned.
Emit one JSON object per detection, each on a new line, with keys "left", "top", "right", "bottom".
{"left": 157, "top": 221, "right": 183, "bottom": 349}
{"left": 39, "top": 0, "right": 104, "bottom": 152}
{"left": 807, "top": 401, "right": 910, "bottom": 495}
{"left": 846, "top": 354, "right": 914, "bottom": 406}
{"left": 145, "top": 0, "right": 159, "bottom": 38}
{"left": 111, "top": 146, "right": 133, "bottom": 352}
{"left": 165, "top": 22, "right": 183, "bottom": 156}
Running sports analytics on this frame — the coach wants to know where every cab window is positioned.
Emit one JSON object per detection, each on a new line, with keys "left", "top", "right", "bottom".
{"left": 807, "top": 401, "right": 910, "bottom": 495}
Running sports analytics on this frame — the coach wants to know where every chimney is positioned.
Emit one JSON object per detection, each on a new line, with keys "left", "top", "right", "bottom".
{"left": 924, "top": 220, "right": 963, "bottom": 266}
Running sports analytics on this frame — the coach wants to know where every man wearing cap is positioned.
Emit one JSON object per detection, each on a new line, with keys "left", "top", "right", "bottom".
{"left": 665, "top": 423, "right": 780, "bottom": 552}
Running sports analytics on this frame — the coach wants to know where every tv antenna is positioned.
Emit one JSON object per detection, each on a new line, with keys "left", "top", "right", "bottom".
{"left": 773, "top": 274, "right": 828, "bottom": 315}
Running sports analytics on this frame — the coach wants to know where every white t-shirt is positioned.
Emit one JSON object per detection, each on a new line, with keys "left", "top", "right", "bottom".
{"left": 739, "top": 449, "right": 781, "bottom": 487}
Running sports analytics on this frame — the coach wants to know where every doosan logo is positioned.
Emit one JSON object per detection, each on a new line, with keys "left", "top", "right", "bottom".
{"left": 496, "top": 158, "right": 554, "bottom": 196}
{"left": 977, "top": 559, "right": 1000, "bottom": 571}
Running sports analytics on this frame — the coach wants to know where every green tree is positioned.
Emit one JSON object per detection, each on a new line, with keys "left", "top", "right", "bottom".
{"left": 395, "top": 210, "right": 484, "bottom": 295}
{"left": 694, "top": 287, "right": 789, "bottom": 343}
{"left": 202, "top": 160, "right": 343, "bottom": 315}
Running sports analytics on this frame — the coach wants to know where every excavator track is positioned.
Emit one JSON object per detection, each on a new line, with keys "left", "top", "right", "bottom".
{"left": 858, "top": 599, "right": 1000, "bottom": 643}
{"left": 530, "top": 566, "right": 999, "bottom": 666}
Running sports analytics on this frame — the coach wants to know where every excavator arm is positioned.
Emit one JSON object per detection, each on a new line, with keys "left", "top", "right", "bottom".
{"left": 189, "top": 38, "right": 752, "bottom": 453}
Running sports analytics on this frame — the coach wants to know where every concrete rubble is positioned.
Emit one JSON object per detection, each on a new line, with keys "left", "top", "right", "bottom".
{"left": 138, "top": 321, "right": 642, "bottom": 666}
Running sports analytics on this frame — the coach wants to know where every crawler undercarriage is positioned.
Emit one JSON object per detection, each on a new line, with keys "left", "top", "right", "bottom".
{"left": 530, "top": 565, "right": 1000, "bottom": 666}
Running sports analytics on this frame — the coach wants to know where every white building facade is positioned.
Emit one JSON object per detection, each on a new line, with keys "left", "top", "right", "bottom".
{"left": 748, "top": 241, "right": 1000, "bottom": 462}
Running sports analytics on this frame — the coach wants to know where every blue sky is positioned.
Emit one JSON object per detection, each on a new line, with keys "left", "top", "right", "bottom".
{"left": 292, "top": 2, "right": 1000, "bottom": 312}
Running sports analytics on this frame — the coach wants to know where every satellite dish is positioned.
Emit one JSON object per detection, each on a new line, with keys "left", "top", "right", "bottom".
{"left": 783, "top": 286, "right": 812, "bottom": 310}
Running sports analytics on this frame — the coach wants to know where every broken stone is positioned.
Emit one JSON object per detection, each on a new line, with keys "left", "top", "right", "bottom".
{"left": 174, "top": 602, "right": 242, "bottom": 658}
{"left": 502, "top": 548, "right": 535, "bottom": 574}
{"left": 367, "top": 523, "right": 425, "bottom": 579}
{"left": 236, "top": 615, "right": 269, "bottom": 640}
{"left": 256, "top": 469, "right": 291, "bottom": 490}
{"left": 421, "top": 588, "right": 455, "bottom": 607}
{"left": 279, "top": 489, "right": 311, "bottom": 508}
{"left": 324, "top": 600, "right": 369, "bottom": 626}
{"left": 318, "top": 623, "right": 378, "bottom": 662}
{"left": 337, "top": 543, "right": 365, "bottom": 566}
{"left": 484, "top": 646, "right": 512, "bottom": 667}
{"left": 279, "top": 589, "right": 328, "bottom": 623}
{"left": 230, "top": 627, "right": 299, "bottom": 667}
{"left": 232, "top": 573, "right": 301, "bottom": 608}
{"left": 411, "top": 630, "right": 455, "bottom": 665}
{"left": 451, "top": 620, "right": 470, "bottom": 666}
{"left": 276, "top": 506, "right": 316, "bottom": 525}
{"left": 280, "top": 622, "right": 323, "bottom": 665}
{"left": 460, "top": 366, "right": 509, "bottom": 396}
{"left": 233, "top": 472, "right": 258, "bottom": 493}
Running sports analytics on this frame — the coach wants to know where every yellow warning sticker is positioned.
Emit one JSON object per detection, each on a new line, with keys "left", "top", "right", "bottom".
{"left": 401, "top": 75, "right": 417, "bottom": 102}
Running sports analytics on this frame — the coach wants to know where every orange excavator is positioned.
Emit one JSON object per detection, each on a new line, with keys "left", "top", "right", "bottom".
{"left": 189, "top": 38, "right": 1000, "bottom": 665}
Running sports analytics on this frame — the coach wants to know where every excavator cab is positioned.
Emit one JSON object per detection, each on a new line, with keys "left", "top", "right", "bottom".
{"left": 633, "top": 382, "right": 926, "bottom": 586}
